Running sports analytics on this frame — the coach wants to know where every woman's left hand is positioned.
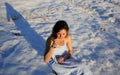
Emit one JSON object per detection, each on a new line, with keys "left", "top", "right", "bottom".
{"left": 57, "top": 57, "right": 64, "bottom": 64}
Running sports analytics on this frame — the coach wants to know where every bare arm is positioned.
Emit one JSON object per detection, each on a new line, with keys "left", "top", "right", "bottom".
{"left": 44, "top": 37, "right": 54, "bottom": 63}
{"left": 64, "top": 35, "right": 73, "bottom": 59}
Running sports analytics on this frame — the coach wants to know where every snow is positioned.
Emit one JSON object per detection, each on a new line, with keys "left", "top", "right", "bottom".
{"left": 0, "top": 0, "right": 120, "bottom": 75}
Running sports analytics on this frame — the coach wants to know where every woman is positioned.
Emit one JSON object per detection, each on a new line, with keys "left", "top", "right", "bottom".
{"left": 44, "top": 20, "right": 93, "bottom": 75}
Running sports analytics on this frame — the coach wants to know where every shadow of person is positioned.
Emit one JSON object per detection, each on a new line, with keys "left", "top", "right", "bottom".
{"left": 5, "top": 2, "right": 45, "bottom": 56}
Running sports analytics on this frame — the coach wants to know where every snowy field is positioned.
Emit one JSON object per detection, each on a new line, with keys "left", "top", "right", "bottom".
{"left": 0, "top": 0, "right": 120, "bottom": 75}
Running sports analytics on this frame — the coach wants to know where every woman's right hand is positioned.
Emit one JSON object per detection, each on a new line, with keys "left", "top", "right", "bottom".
{"left": 51, "top": 39, "right": 60, "bottom": 48}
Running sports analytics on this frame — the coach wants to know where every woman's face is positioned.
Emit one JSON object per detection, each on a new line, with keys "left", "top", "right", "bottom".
{"left": 57, "top": 29, "right": 67, "bottom": 39}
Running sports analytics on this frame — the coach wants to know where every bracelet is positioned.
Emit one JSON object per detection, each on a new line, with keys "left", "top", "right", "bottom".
{"left": 51, "top": 45, "right": 56, "bottom": 48}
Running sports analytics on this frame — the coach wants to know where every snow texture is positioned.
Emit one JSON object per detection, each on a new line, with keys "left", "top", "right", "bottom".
{"left": 0, "top": 0, "right": 120, "bottom": 75}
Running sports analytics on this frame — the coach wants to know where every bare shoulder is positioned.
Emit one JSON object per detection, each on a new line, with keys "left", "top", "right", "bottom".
{"left": 66, "top": 35, "right": 72, "bottom": 43}
{"left": 66, "top": 35, "right": 72, "bottom": 40}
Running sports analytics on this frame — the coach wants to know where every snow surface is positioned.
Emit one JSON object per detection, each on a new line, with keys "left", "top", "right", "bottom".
{"left": 0, "top": 0, "right": 120, "bottom": 75}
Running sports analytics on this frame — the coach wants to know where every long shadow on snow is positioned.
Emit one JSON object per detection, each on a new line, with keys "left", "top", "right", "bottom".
{"left": 5, "top": 2, "right": 45, "bottom": 56}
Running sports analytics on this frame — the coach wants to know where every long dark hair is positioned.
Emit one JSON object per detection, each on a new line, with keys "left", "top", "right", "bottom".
{"left": 51, "top": 20, "right": 69, "bottom": 38}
